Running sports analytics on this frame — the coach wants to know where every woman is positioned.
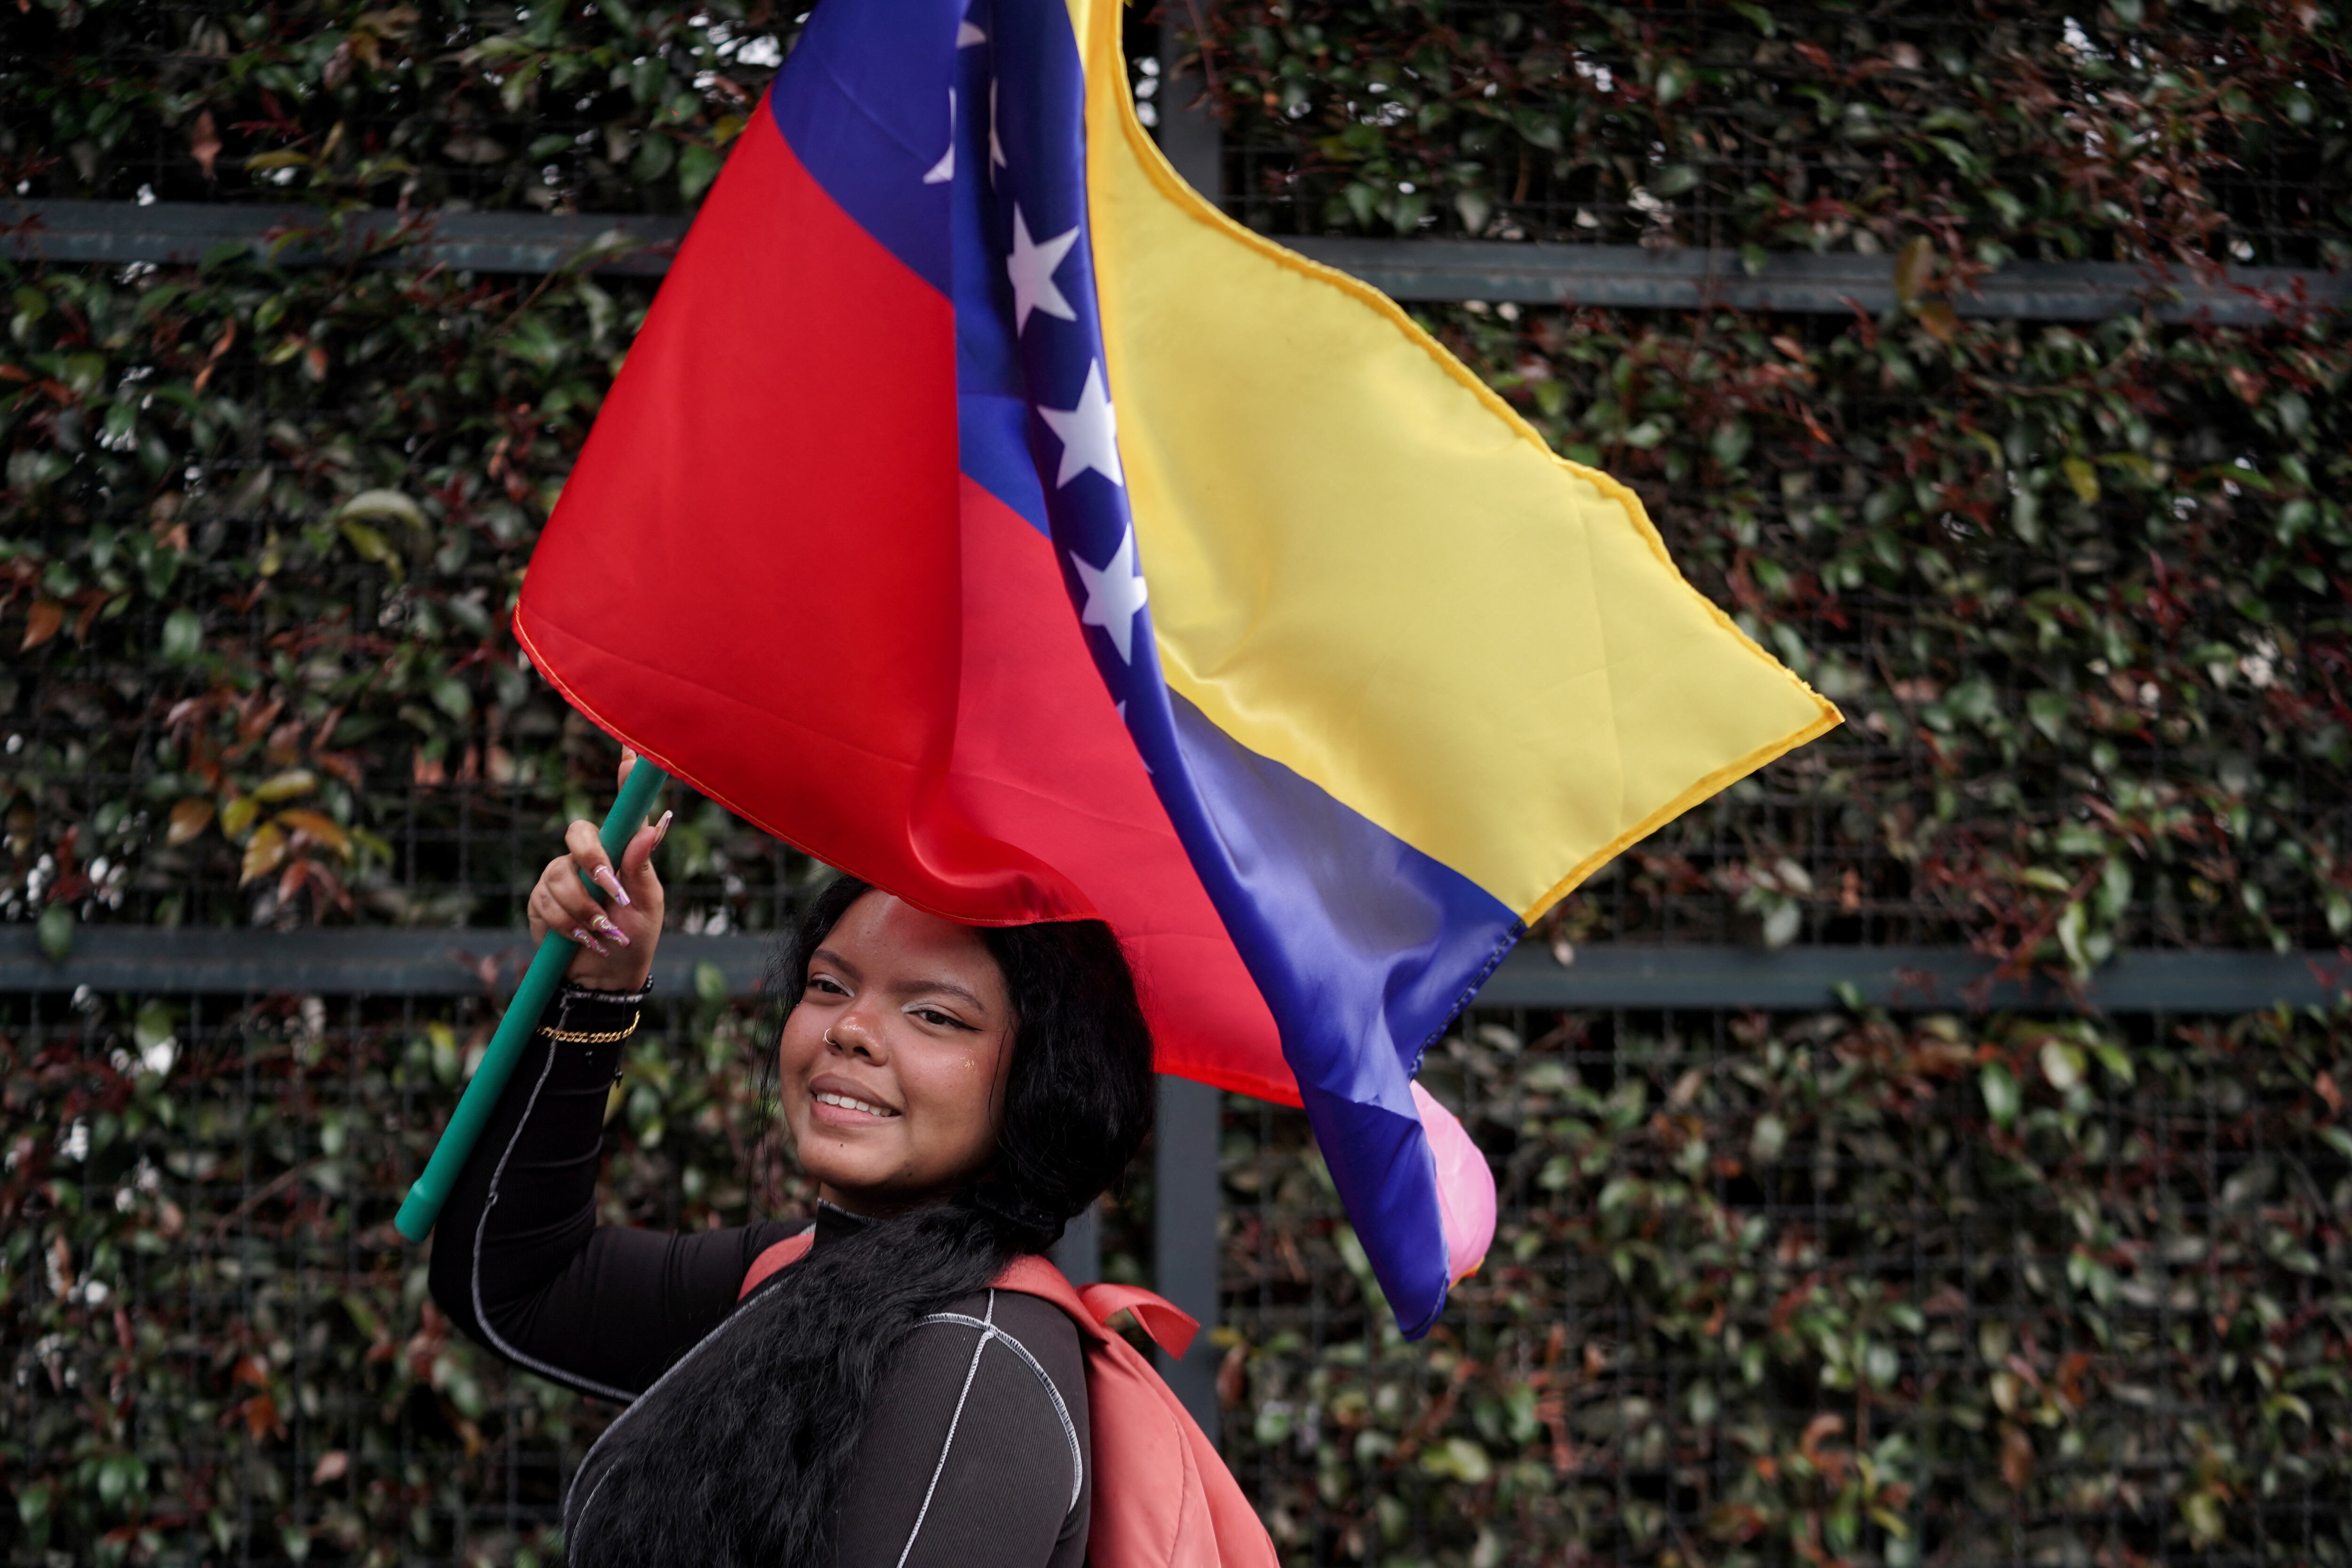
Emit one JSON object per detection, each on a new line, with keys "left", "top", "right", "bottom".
{"left": 427, "top": 759, "right": 1157, "bottom": 1568}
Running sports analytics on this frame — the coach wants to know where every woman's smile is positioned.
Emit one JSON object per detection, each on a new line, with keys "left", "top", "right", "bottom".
{"left": 809, "top": 1075, "right": 901, "bottom": 1122}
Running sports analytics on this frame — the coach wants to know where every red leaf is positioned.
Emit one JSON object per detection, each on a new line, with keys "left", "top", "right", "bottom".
{"left": 190, "top": 110, "right": 222, "bottom": 180}
{"left": 20, "top": 599, "right": 62, "bottom": 651}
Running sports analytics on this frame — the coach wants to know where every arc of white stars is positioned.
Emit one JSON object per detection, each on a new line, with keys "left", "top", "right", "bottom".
{"left": 1073, "top": 528, "right": 1150, "bottom": 665}
{"left": 1007, "top": 206, "right": 1080, "bottom": 334}
{"left": 1037, "top": 360, "right": 1124, "bottom": 489}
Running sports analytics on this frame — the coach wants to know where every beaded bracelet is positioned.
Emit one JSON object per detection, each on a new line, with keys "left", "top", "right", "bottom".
{"left": 540, "top": 1012, "right": 641, "bottom": 1045}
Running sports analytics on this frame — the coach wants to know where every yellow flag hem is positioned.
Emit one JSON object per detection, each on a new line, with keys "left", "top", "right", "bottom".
{"left": 1512, "top": 700, "right": 1845, "bottom": 926}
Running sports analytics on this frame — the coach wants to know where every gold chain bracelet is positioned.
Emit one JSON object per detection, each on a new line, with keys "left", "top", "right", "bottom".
{"left": 540, "top": 1012, "right": 640, "bottom": 1045}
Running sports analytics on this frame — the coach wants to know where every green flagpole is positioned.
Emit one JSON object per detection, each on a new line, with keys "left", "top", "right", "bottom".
{"left": 393, "top": 759, "right": 670, "bottom": 1243}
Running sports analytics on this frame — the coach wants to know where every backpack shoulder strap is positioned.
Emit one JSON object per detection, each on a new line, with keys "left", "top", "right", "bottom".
{"left": 990, "top": 1257, "right": 1200, "bottom": 1357}
{"left": 738, "top": 1227, "right": 815, "bottom": 1299}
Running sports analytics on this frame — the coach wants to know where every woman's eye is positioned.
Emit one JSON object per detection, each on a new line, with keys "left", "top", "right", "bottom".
{"left": 809, "top": 975, "right": 849, "bottom": 997}
{"left": 912, "top": 1006, "right": 968, "bottom": 1029}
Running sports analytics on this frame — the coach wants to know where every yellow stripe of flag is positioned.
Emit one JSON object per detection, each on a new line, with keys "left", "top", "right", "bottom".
{"left": 1070, "top": 0, "right": 1840, "bottom": 920}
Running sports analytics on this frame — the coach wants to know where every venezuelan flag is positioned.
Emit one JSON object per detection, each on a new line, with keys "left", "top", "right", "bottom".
{"left": 515, "top": 0, "right": 1837, "bottom": 1335}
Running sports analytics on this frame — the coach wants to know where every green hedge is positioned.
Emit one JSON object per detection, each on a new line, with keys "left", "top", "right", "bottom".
{"left": 5, "top": 3, "right": 2351, "bottom": 1566}
{"left": 1232, "top": 1001, "right": 2350, "bottom": 1565}
{"left": 1200, "top": 1, "right": 2352, "bottom": 266}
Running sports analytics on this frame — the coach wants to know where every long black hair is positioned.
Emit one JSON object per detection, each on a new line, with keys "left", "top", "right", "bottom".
{"left": 563, "top": 876, "right": 1156, "bottom": 1567}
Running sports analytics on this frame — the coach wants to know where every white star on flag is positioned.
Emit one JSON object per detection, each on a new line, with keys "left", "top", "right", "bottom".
{"left": 957, "top": 19, "right": 985, "bottom": 44}
{"left": 1073, "top": 528, "right": 1150, "bottom": 664}
{"left": 1007, "top": 206, "right": 1079, "bottom": 334}
{"left": 922, "top": 89, "right": 956, "bottom": 184}
{"left": 1038, "top": 360, "right": 1124, "bottom": 489}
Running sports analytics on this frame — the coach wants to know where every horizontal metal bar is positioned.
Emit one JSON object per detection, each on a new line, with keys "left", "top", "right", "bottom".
{"left": 9, "top": 200, "right": 2339, "bottom": 323}
{"left": 1478, "top": 942, "right": 2351, "bottom": 1014}
{"left": 3, "top": 926, "right": 2342, "bottom": 1014}
{"left": 1282, "top": 238, "right": 2346, "bottom": 325}
{"left": 0, "top": 926, "right": 777, "bottom": 999}
{"left": 5, "top": 199, "right": 688, "bottom": 277}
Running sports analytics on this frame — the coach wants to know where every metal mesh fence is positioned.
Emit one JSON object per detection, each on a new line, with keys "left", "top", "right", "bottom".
{"left": 1202, "top": 3, "right": 2352, "bottom": 269}
{"left": 0, "top": 0, "right": 789, "bottom": 215}
{"left": 7, "top": 250, "right": 2349, "bottom": 1558}
{"left": 10, "top": 255, "right": 2352, "bottom": 1558}
{"left": 8, "top": 308, "right": 2345, "bottom": 954}
{"left": 9, "top": 4, "right": 2349, "bottom": 268}
{"left": 1220, "top": 1001, "right": 2352, "bottom": 1567}
{"left": 7, "top": 985, "right": 773, "bottom": 1567}
{"left": 12, "top": 978, "right": 2346, "bottom": 1566}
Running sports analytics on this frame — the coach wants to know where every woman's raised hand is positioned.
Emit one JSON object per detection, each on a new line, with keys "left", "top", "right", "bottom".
{"left": 527, "top": 748, "right": 671, "bottom": 991}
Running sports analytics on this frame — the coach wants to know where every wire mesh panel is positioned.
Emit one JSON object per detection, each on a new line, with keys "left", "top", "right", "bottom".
{"left": 0, "top": 2, "right": 793, "bottom": 215}
{"left": 5, "top": 261, "right": 2346, "bottom": 958}
{"left": 3, "top": 983, "right": 813, "bottom": 1568}
{"left": 14, "top": 982, "right": 2345, "bottom": 1567}
{"left": 1219, "top": 1000, "right": 2352, "bottom": 1568}
{"left": 1196, "top": 3, "right": 2352, "bottom": 269}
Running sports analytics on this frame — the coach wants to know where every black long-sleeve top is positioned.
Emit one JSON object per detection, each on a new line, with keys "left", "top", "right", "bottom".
{"left": 425, "top": 982, "right": 1089, "bottom": 1568}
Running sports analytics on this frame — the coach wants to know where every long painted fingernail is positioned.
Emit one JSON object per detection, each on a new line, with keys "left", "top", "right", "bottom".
{"left": 594, "top": 866, "right": 632, "bottom": 907}
{"left": 652, "top": 810, "right": 673, "bottom": 847}
{"left": 572, "top": 927, "right": 608, "bottom": 956}
{"left": 593, "top": 915, "right": 631, "bottom": 947}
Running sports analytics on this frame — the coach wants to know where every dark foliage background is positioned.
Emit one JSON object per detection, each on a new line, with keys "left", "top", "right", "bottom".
{"left": 3, "top": 2, "right": 2350, "bottom": 1565}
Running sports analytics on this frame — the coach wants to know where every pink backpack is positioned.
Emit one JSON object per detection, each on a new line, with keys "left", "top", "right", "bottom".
{"left": 741, "top": 1235, "right": 1276, "bottom": 1568}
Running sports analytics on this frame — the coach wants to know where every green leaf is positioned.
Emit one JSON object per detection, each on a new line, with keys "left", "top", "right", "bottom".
{"left": 1649, "top": 162, "right": 1700, "bottom": 196}
{"left": 2026, "top": 689, "right": 2069, "bottom": 743}
{"left": 1419, "top": 1436, "right": 1492, "bottom": 1483}
{"left": 2039, "top": 1039, "right": 2085, "bottom": 1092}
{"left": 134, "top": 1004, "right": 175, "bottom": 1052}
{"left": 160, "top": 608, "right": 204, "bottom": 663}
{"left": 37, "top": 900, "right": 73, "bottom": 963}
{"left": 428, "top": 675, "right": 473, "bottom": 721}
{"left": 1710, "top": 420, "right": 1753, "bottom": 467}
{"left": 633, "top": 132, "right": 678, "bottom": 182}
{"left": 677, "top": 142, "right": 724, "bottom": 201}
{"left": 1979, "top": 1061, "right": 2020, "bottom": 1127}
{"left": 694, "top": 960, "right": 729, "bottom": 1004}
{"left": 336, "top": 489, "right": 426, "bottom": 530}
{"left": 253, "top": 768, "right": 317, "bottom": 803}
{"left": 339, "top": 520, "right": 404, "bottom": 582}
{"left": 1894, "top": 236, "right": 1936, "bottom": 306}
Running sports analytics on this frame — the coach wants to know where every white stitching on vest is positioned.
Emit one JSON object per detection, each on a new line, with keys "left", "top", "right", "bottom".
{"left": 917, "top": 1301, "right": 1085, "bottom": 1514}
{"left": 471, "top": 1010, "right": 638, "bottom": 1405}
{"left": 893, "top": 1289, "right": 997, "bottom": 1568}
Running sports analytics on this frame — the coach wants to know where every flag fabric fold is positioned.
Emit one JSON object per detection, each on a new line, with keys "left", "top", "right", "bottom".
{"left": 515, "top": 0, "right": 1837, "bottom": 1335}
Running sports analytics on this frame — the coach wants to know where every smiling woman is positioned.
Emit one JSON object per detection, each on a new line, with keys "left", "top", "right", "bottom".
{"left": 782, "top": 894, "right": 1020, "bottom": 1212}
{"left": 424, "top": 760, "right": 1158, "bottom": 1568}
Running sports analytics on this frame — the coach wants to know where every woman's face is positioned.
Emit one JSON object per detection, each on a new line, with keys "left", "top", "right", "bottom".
{"left": 776, "top": 892, "right": 1016, "bottom": 1215}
